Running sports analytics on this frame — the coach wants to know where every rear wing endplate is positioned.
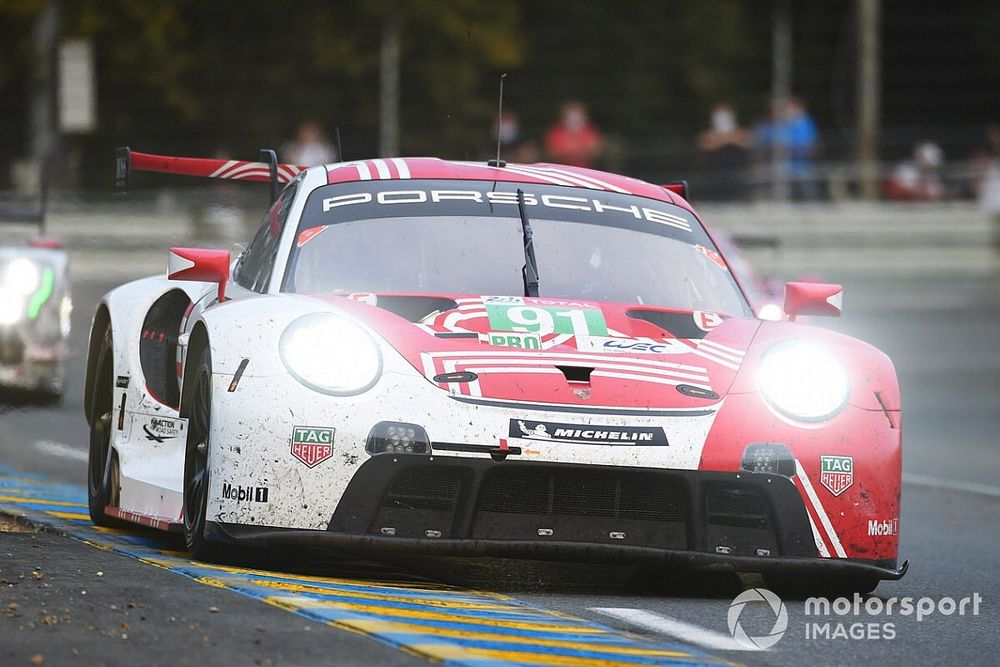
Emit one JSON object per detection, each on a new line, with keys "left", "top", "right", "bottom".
{"left": 115, "top": 147, "right": 304, "bottom": 203}
{"left": 661, "top": 181, "right": 689, "bottom": 199}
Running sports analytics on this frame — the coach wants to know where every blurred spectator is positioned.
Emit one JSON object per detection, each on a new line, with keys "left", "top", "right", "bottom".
{"left": 972, "top": 125, "right": 1000, "bottom": 247}
{"left": 284, "top": 119, "right": 337, "bottom": 167}
{"left": 883, "top": 141, "right": 946, "bottom": 201}
{"left": 782, "top": 97, "right": 820, "bottom": 200}
{"left": 749, "top": 102, "right": 779, "bottom": 199}
{"left": 544, "top": 101, "right": 603, "bottom": 168}
{"left": 752, "top": 96, "right": 820, "bottom": 200}
{"left": 493, "top": 111, "right": 541, "bottom": 164}
{"left": 696, "top": 103, "right": 751, "bottom": 200}
{"left": 972, "top": 125, "right": 1000, "bottom": 210}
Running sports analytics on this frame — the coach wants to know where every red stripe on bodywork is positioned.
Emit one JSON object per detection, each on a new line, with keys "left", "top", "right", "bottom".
{"left": 104, "top": 505, "right": 182, "bottom": 533}
{"left": 130, "top": 151, "right": 304, "bottom": 184}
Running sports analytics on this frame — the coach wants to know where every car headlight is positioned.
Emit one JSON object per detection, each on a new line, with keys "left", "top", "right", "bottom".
{"left": 757, "top": 303, "right": 785, "bottom": 321}
{"left": 756, "top": 340, "right": 849, "bottom": 421}
{"left": 280, "top": 312, "right": 382, "bottom": 395}
{"left": 0, "top": 288, "right": 24, "bottom": 326}
{"left": 4, "top": 258, "right": 41, "bottom": 295}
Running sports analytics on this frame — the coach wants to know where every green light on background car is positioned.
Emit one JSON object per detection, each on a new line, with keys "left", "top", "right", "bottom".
{"left": 27, "top": 266, "right": 54, "bottom": 320}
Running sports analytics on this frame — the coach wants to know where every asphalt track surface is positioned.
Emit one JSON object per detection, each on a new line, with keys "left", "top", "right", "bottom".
{"left": 2, "top": 276, "right": 999, "bottom": 666}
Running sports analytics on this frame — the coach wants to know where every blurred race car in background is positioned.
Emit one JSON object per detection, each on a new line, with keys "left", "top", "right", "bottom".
{"left": 713, "top": 231, "right": 824, "bottom": 323}
{"left": 85, "top": 149, "right": 905, "bottom": 593}
{"left": 712, "top": 231, "right": 785, "bottom": 321}
{"left": 0, "top": 175, "right": 72, "bottom": 401}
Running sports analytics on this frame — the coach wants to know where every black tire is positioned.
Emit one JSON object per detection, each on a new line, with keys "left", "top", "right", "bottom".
{"left": 86, "top": 329, "right": 128, "bottom": 528}
{"left": 181, "top": 342, "right": 233, "bottom": 562}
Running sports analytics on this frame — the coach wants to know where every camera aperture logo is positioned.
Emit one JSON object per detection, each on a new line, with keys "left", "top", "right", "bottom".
{"left": 726, "top": 589, "right": 983, "bottom": 648}
{"left": 727, "top": 588, "right": 788, "bottom": 649}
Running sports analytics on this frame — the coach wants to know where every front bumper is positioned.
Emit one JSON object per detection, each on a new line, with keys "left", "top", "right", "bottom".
{"left": 0, "top": 325, "right": 64, "bottom": 392}
{"left": 206, "top": 455, "right": 906, "bottom": 580}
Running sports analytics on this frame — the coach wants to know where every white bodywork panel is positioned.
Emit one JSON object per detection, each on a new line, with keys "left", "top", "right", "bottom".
{"left": 206, "top": 364, "right": 721, "bottom": 530}
{"left": 101, "top": 275, "right": 211, "bottom": 522}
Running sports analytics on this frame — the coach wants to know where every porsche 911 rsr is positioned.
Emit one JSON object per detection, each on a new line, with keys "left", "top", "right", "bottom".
{"left": 85, "top": 151, "right": 905, "bottom": 593}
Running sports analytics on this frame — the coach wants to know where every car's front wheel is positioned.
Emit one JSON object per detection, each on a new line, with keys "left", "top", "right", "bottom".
{"left": 87, "top": 329, "right": 127, "bottom": 528}
{"left": 182, "top": 342, "right": 232, "bottom": 562}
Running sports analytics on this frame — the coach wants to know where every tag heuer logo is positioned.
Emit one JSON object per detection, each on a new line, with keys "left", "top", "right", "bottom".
{"left": 819, "top": 455, "right": 853, "bottom": 496}
{"left": 291, "top": 426, "right": 334, "bottom": 468}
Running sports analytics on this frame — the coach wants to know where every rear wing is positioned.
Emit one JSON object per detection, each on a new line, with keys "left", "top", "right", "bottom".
{"left": 115, "top": 147, "right": 305, "bottom": 203}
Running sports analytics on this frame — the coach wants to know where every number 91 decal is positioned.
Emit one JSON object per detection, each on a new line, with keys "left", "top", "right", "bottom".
{"left": 485, "top": 303, "right": 609, "bottom": 337}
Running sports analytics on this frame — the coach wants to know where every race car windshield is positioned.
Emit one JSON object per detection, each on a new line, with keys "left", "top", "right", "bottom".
{"left": 284, "top": 181, "right": 752, "bottom": 316}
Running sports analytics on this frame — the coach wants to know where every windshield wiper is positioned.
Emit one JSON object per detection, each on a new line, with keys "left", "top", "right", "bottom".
{"left": 516, "top": 188, "right": 540, "bottom": 297}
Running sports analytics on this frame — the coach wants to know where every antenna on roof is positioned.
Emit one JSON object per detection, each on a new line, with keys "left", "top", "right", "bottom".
{"left": 335, "top": 126, "right": 344, "bottom": 162}
{"left": 488, "top": 73, "right": 508, "bottom": 168}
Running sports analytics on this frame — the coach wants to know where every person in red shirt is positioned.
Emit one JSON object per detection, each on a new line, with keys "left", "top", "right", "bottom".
{"left": 544, "top": 101, "right": 603, "bottom": 168}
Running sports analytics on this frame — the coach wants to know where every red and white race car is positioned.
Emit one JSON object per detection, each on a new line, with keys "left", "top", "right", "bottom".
{"left": 86, "top": 150, "right": 904, "bottom": 592}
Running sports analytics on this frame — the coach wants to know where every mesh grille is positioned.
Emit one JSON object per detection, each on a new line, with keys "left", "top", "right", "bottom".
{"left": 382, "top": 469, "right": 461, "bottom": 512}
{"left": 705, "top": 488, "right": 770, "bottom": 529}
{"left": 478, "top": 469, "right": 685, "bottom": 523}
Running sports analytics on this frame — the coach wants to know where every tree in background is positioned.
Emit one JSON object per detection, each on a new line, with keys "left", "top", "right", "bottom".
{"left": 3, "top": 0, "right": 1000, "bottom": 188}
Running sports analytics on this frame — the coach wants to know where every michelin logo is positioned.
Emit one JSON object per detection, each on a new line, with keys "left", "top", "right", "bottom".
{"left": 509, "top": 419, "right": 668, "bottom": 446}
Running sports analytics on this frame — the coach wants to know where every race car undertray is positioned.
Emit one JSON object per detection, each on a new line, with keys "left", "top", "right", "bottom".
{"left": 207, "top": 455, "right": 907, "bottom": 580}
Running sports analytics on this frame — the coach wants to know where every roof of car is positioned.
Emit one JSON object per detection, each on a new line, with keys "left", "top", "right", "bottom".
{"left": 317, "top": 158, "right": 693, "bottom": 213}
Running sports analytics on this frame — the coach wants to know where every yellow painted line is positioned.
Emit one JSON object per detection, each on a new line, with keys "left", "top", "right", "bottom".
{"left": 44, "top": 510, "right": 91, "bottom": 520}
{"left": 265, "top": 595, "right": 608, "bottom": 634}
{"left": 91, "top": 525, "right": 149, "bottom": 536}
{"left": 156, "top": 549, "right": 191, "bottom": 557}
{"left": 0, "top": 494, "right": 88, "bottom": 508}
{"left": 0, "top": 477, "right": 59, "bottom": 486}
{"left": 247, "top": 578, "right": 533, "bottom": 612}
{"left": 335, "top": 618, "right": 694, "bottom": 658}
{"left": 195, "top": 576, "right": 232, "bottom": 591}
{"left": 413, "top": 643, "right": 681, "bottom": 666}
{"left": 78, "top": 538, "right": 114, "bottom": 552}
{"left": 191, "top": 560, "right": 498, "bottom": 597}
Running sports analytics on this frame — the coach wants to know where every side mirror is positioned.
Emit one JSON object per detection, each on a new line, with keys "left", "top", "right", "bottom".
{"left": 783, "top": 282, "right": 843, "bottom": 320}
{"left": 168, "top": 247, "right": 230, "bottom": 302}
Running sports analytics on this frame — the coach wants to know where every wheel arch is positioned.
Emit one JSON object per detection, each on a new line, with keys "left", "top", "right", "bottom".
{"left": 84, "top": 303, "right": 111, "bottom": 424}
{"left": 181, "top": 321, "right": 211, "bottom": 414}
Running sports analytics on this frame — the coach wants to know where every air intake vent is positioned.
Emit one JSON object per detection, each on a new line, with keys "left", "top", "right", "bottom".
{"left": 478, "top": 469, "right": 684, "bottom": 522}
{"left": 556, "top": 365, "right": 593, "bottom": 383}
{"left": 705, "top": 488, "right": 770, "bottom": 529}
{"left": 382, "top": 469, "right": 461, "bottom": 512}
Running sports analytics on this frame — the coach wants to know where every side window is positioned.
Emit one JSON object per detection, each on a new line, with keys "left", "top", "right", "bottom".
{"left": 234, "top": 183, "right": 298, "bottom": 292}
